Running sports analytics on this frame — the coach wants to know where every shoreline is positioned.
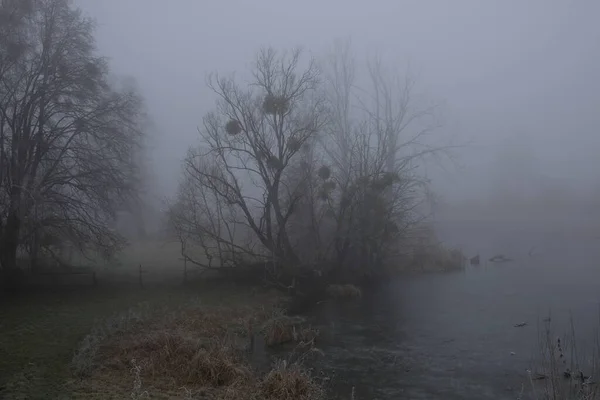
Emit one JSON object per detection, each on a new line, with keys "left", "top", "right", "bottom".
{"left": 0, "top": 281, "right": 330, "bottom": 399}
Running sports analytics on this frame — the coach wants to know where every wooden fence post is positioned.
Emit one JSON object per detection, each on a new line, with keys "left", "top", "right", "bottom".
{"left": 183, "top": 257, "right": 187, "bottom": 284}
{"left": 139, "top": 264, "right": 144, "bottom": 289}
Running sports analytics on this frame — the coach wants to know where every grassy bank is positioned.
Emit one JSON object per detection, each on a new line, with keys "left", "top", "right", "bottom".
{"left": 0, "top": 282, "right": 326, "bottom": 399}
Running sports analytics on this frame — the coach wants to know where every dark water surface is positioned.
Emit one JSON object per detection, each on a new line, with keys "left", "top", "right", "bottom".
{"left": 308, "top": 220, "right": 600, "bottom": 399}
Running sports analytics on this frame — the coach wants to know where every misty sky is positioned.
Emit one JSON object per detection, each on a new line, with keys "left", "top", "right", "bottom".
{"left": 76, "top": 0, "right": 600, "bottom": 203}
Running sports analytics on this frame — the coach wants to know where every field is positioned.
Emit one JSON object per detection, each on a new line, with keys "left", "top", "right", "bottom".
{"left": 81, "top": 240, "right": 189, "bottom": 285}
{"left": 0, "top": 241, "right": 325, "bottom": 399}
{"left": 1, "top": 284, "right": 193, "bottom": 398}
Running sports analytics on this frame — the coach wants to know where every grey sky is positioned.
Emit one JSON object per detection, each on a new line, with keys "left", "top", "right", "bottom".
{"left": 76, "top": 0, "right": 600, "bottom": 203}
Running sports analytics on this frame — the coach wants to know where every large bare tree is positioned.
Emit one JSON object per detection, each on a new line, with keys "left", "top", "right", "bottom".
{"left": 171, "top": 48, "right": 326, "bottom": 278}
{"left": 173, "top": 42, "right": 456, "bottom": 283}
{"left": 303, "top": 39, "right": 451, "bottom": 277}
{"left": 0, "top": 0, "right": 145, "bottom": 281}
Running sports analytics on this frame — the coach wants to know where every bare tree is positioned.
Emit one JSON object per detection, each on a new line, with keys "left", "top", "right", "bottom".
{"left": 311, "top": 38, "right": 452, "bottom": 277}
{"left": 0, "top": 0, "right": 145, "bottom": 282}
{"left": 173, "top": 42, "right": 456, "bottom": 285}
{"left": 172, "top": 48, "right": 326, "bottom": 280}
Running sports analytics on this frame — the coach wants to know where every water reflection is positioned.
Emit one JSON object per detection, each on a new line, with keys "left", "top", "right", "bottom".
{"left": 308, "top": 221, "right": 600, "bottom": 399}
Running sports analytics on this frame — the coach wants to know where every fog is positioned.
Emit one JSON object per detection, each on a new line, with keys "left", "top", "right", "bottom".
{"left": 76, "top": 0, "right": 600, "bottom": 215}
{"left": 4, "top": 2, "right": 600, "bottom": 397}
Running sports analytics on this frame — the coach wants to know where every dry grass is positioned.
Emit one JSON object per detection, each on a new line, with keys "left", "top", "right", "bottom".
{"left": 261, "top": 309, "right": 319, "bottom": 347}
{"left": 528, "top": 317, "right": 600, "bottom": 400}
{"left": 71, "top": 302, "right": 153, "bottom": 377}
{"left": 106, "top": 330, "right": 252, "bottom": 387}
{"left": 294, "top": 326, "right": 320, "bottom": 346}
{"left": 0, "top": 287, "right": 194, "bottom": 398}
{"left": 67, "top": 289, "right": 325, "bottom": 399}
{"left": 326, "top": 284, "right": 363, "bottom": 299}
{"left": 259, "top": 359, "right": 324, "bottom": 400}
{"left": 215, "top": 357, "right": 325, "bottom": 400}
{"left": 0, "top": 236, "right": 325, "bottom": 400}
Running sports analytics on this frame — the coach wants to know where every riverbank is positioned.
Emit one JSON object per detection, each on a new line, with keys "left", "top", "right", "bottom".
{"left": 0, "top": 235, "right": 468, "bottom": 399}
{"left": 0, "top": 282, "right": 327, "bottom": 399}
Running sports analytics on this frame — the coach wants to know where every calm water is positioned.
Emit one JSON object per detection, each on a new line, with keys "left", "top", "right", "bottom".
{"left": 309, "top": 220, "right": 600, "bottom": 399}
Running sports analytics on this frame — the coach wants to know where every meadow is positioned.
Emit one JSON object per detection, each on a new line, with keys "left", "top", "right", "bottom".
{"left": 0, "top": 240, "right": 327, "bottom": 400}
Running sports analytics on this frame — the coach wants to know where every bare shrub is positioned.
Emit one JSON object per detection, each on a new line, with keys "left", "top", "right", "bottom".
{"left": 295, "top": 326, "right": 320, "bottom": 347}
{"left": 326, "top": 284, "right": 362, "bottom": 299}
{"left": 118, "top": 330, "right": 252, "bottom": 387}
{"left": 72, "top": 303, "right": 152, "bottom": 377}
{"left": 71, "top": 293, "right": 325, "bottom": 399}
{"left": 403, "top": 224, "right": 466, "bottom": 272}
{"left": 259, "top": 359, "right": 325, "bottom": 400}
{"left": 261, "top": 311, "right": 307, "bottom": 346}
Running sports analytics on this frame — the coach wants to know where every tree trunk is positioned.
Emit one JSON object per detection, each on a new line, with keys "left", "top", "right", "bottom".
{"left": 1, "top": 211, "right": 22, "bottom": 291}
{"left": 30, "top": 230, "right": 39, "bottom": 272}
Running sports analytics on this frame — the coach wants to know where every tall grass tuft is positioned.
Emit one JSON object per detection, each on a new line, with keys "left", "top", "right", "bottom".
{"left": 261, "top": 309, "right": 319, "bottom": 347}
{"left": 529, "top": 316, "right": 600, "bottom": 400}
{"left": 72, "top": 302, "right": 152, "bottom": 377}
{"left": 259, "top": 359, "right": 324, "bottom": 400}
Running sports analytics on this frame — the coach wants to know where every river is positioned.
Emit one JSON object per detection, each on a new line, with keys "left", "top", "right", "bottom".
{"left": 308, "top": 219, "right": 600, "bottom": 399}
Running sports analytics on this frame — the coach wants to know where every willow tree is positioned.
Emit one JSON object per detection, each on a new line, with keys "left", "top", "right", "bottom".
{"left": 172, "top": 48, "right": 326, "bottom": 278}
{"left": 0, "top": 0, "right": 145, "bottom": 281}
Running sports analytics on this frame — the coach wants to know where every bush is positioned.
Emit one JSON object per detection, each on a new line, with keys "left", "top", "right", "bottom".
{"left": 408, "top": 244, "right": 466, "bottom": 272}
{"left": 261, "top": 310, "right": 309, "bottom": 346}
{"left": 72, "top": 302, "right": 152, "bottom": 377}
{"left": 117, "top": 330, "right": 251, "bottom": 387}
{"left": 70, "top": 293, "right": 325, "bottom": 398}
{"left": 259, "top": 359, "right": 324, "bottom": 400}
{"left": 326, "top": 284, "right": 362, "bottom": 299}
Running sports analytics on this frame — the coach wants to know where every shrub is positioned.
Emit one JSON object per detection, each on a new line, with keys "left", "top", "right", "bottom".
{"left": 259, "top": 360, "right": 324, "bottom": 400}
{"left": 326, "top": 284, "right": 362, "bottom": 299}
{"left": 261, "top": 312, "right": 307, "bottom": 346}
{"left": 70, "top": 290, "right": 325, "bottom": 398}
{"left": 118, "top": 330, "right": 251, "bottom": 387}
{"left": 72, "top": 302, "right": 152, "bottom": 377}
